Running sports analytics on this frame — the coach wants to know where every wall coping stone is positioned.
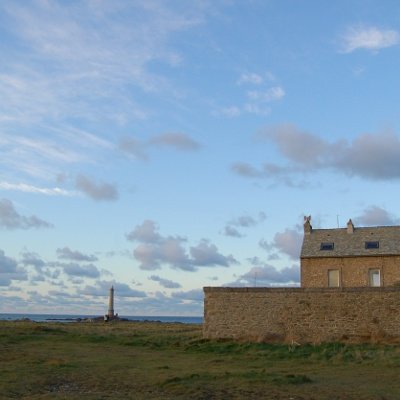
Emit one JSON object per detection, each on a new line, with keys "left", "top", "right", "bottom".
{"left": 203, "top": 286, "right": 400, "bottom": 293}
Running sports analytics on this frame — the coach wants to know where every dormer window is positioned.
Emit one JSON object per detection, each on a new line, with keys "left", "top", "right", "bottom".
{"left": 320, "top": 242, "right": 334, "bottom": 251}
{"left": 365, "top": 241, "right": 379, "bottom": 249}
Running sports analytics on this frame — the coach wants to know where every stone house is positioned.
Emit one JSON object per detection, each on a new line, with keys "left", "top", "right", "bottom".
{"left": 203, "top": 216, "right": 400, "bottom": 343}
{"left": 301, "top": 216, "right": 400, "bottom": 288}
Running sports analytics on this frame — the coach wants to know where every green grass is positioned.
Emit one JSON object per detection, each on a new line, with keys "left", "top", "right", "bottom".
{"left": 1, "top": 321, "right": 400, "bottom": 399}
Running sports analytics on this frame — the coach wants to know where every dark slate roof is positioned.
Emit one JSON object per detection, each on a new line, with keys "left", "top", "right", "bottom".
{"left": 301, "top": 226, "right": 400, "bottom": 258}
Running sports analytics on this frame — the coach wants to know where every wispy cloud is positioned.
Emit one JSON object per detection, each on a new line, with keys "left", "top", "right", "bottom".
{"left": 0, "top": 1, "right": 207, "bottom": 184}
{"left": 0, "top": 182, "right": 74, "bottom": 196}
{"left": 217, "top": 72, "right": 284, "bottom": 118}
{"left": 0, "top": 133, "right": 89, "bottom": 180}
{"left": 1, "top": 1, "right": 202, "bottom": 124}
{"left": 78, "top": 280, "right": 146, "bottom": 298}
{"left": 171, "top": 288, "right": 203, "bottom": 302}
{"left": 149, "top": 275, "right": 182, "bottom": 289}
{"left": 340, "top": 25, "right": 400, "bottom": 53}
{"left": 218, "top": 106, "right": 241, "bottom": 118}
{"left": 149, "top": 133, "right": 201, "bottom": 151}
{"left": 119, "top": 132, "right": 201, "bottom": 160}
{"left": 246, "top": 87, "right": 285, "bottom": 102}
{"left": 237, "top": 72, "right": 264, "bottom": 85}
{"left": 56, "top": 247, "right": 98, "bottom": 262}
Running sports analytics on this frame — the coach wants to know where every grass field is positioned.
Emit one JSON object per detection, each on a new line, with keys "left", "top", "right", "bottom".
{"left": 1, "top": 321, "right": 400, "bottom": 399}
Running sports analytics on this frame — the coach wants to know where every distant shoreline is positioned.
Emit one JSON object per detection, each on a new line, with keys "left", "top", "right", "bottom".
{"left": 0, "top": 313, "right": 203, "bottom": 324}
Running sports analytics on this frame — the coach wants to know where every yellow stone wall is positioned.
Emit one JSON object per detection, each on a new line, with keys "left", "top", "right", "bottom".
{"left": 203, "top": 287, "right": 400, "bottom": 343}
{"left": 301, "top": 256, "right": 400, "bottom": 287}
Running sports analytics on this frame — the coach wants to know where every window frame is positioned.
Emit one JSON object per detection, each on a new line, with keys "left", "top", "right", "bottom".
{"left": 369, "top": 269, "right": 381, "bottom": 287}
{"left": 320, "top": 242, "right": 334, "bottom": 251}
{"left": 365, "top": 241, "right": 379, "bottom": 249}
{"left": 328, "top": 269, "right": 340, "bottom": 287}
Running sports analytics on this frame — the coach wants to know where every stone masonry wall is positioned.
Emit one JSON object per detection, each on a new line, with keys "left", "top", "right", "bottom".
{"left": 203, "top": 287, "right": 400, "bottom": 344}
{"left": 301, "top": 256, "right": 400, "bottom": 287}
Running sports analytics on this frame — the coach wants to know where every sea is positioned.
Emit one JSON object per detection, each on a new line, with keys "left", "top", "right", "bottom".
{"left": 0, "top": 313, "right": 203, "bottom": 324}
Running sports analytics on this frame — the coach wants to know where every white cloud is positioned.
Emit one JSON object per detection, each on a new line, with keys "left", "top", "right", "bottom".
{"left": 57, "top": 247, "right": 98, "bottom": 262}
{"left": 75, "top": 175, "right": 118, "bottom": 201}
{"left": 239, "top": 264, "right": 300, "bottom": 286}
{"left": 223, "top": 212, "right": 266, "bottom": 238}
{"left": 0, "top": 249, "right": 28, "bottom": 286}
{"left": 260, "top": 228, "right": 303, "bottom": 260}
{"left": 0, "top": 198, "right": 53, "bottom": 230}
{"left": 354, "top": 206, "right": 400, "bottom": 226}
{"left": 126, "top": 220, "right": 162, "bottom": 243}
{"left": 190, "top": 240, "right": 237, "bottom": 267}
{"left": 62, "top": 263, "right": 100, "bottom": 279}
{"left": 127, "top": 220, "right": 237, "bottom": 271}
{"left": 20, "top": 251, "right": 46, "bottom": 272}
{"left": 233, "top": 124, "right": 400, "bottom": 184}
{"left": 223, "top": 225, "right": 243, "bottom": 238}
{"left": 340, "top": 25, "right": 400, "bottom": 53}
{"left": 0, "top": 250, "right": 18, "bottom": 274}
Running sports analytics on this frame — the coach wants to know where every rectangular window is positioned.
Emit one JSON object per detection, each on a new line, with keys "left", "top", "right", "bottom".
{"left": 328, "top": 269, "right": 340, "bottom": 287}
{"left": 320, "top": 242, "right": 334, "bottom": 251}
{"left": 365, "top": 241, "right": 379, "bottom": 249}
{"left": 369, "top": 269, "right": 381, "bottom": 287}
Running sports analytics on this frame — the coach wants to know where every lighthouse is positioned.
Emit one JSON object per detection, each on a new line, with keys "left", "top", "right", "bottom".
{"left": 107, "top": 286, "right": 114, "bottom": 319}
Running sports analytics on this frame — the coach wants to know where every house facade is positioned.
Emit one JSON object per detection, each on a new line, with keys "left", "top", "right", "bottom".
{"left": 301, "top": 216, "right": 400, "bottom": 288}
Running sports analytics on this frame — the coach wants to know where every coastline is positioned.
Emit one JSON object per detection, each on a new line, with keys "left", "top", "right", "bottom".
{"left": 0, "top": 313, "right": 203, "bottom": 324}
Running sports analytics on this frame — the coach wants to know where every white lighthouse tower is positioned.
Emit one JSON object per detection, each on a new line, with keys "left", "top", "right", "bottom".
{"left": 107, "top": 286, "right": 114, "bottom": 319}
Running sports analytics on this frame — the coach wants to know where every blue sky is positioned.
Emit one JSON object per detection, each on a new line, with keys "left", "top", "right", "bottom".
{"left": 1, "top": 0, "right": 400, "bottom": 316}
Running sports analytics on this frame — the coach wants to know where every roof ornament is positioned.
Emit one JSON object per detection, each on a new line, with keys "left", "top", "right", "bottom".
{"left": 304, "top": 215, "right": 312, "bottom": 234}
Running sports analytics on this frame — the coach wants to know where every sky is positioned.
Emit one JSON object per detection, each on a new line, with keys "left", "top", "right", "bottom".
{"left": 1, "top": 0, "right": 400, "bottom": 316}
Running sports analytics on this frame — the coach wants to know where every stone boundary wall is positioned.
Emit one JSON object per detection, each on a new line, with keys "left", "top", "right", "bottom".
{"left": 203, "top": 287, "right": 400, "bottom": 344}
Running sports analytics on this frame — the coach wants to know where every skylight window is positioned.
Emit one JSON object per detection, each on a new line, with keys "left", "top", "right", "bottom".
{"left": 365, "top": 241, "right": 379, "bottom": 249}
{"left": 320, "top": 242, "right": 334, "bottom": 251}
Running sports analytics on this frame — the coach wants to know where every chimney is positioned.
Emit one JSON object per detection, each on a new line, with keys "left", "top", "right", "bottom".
{"left": 347, "top": 219, "right": 354, "bottom": 234}
{"left": 304, "top": 215, "right": 312, "bottom": 234}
